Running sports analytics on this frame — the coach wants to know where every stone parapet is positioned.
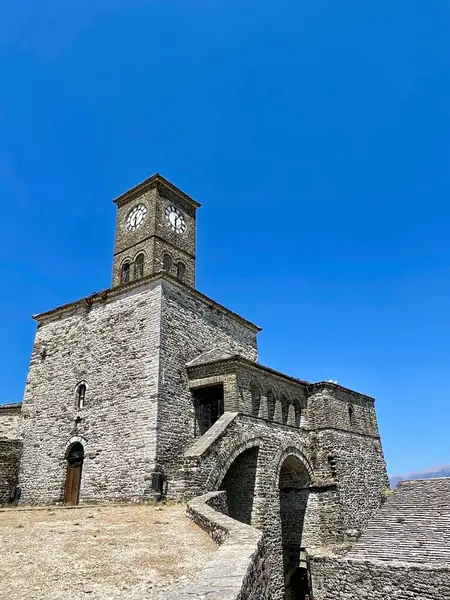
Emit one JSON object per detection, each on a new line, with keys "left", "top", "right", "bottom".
{"left": 167, "top": 491, "right": 269, "bottom": 600}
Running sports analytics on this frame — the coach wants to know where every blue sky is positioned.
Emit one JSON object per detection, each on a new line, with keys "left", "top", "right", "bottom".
{"left": 1, "top": 1, "right": 448, "bottom": 475}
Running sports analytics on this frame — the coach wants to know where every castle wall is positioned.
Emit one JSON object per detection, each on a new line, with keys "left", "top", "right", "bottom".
{"left": 0, "top": 440, "right": 22, "bottom": 504}
{"left": 308, "top": 385, "right": 389, "bottom": 534}
{"left": 156, "top": 281, "right": 259, "bottom": 494}
{"left": 0, "top": 405, "right": 22, "bottom": 504}
{"left": 19, "top": 283, "right": 163, "bottom": 504}
{"left": 310, "top": 556, "right": 450, "bottom": 600}
{"left": 0, "top": 404, "right": 22, "bottom": 440}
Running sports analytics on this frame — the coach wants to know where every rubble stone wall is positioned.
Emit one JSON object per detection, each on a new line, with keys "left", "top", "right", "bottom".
{"left": 0, "top": 439, "right": 22, "bottom": 504}
{"left": 0, "top": 405, "right": 22, "bottom": 440}
{"left": 310, "top": 555, "right": 450, "bottom": 600}
{"left": 19, "top": 283, "right": 163, "bottom": 504}
{"left": 156, "top": 281, "right": 259, "bottom": 494}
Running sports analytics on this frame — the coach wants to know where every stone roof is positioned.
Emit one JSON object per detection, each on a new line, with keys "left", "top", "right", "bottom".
{"left": 349, "top": 478, "right": 450, "bottom": 565}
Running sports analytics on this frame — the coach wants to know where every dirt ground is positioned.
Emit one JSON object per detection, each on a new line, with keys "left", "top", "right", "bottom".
{"left": 0, "top": 503, "right": 216, "bottom": 600}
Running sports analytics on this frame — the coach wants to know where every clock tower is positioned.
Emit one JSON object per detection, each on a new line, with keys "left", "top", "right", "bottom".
{"left": 112, "top": 174, "right": 200, "bottom": 289}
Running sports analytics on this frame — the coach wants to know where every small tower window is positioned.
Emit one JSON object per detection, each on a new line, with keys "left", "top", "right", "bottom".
{"left": 163, "top": 254, "right": 172, "bottom": 273}
{"left": 177, "top": 261, "right": 186, "bottom": 281}
{"left": 121, "top": 262, "right": 131, "bottom": 283}
{"left": 134, "top": 253, "right": 145, "bottom": 279}
{"left": 76, "top": 384, "right": 86, "bottom": 410}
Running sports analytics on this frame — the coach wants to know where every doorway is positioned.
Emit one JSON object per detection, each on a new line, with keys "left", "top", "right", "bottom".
{"left": 286, "top": 567, "right": 311, "bottom": 600}
{"left": 64, "top": 442, "right": 84, "bottom": 505}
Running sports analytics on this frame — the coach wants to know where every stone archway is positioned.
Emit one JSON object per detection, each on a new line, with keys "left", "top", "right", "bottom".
{"left": 279, "top": 454, "right": 311, "bottom": 600}
{"left": 219, "top": 446, "right": 259, "bottom": 525}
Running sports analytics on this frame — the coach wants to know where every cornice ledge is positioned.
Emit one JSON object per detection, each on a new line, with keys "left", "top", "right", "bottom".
{"left": 307, "top": 381, "right": 375, "bottom": 404}
{"left": 187, "top": 354, "right": 309, "bottom": 388}
{"left": 33, "top": 273, "right": 261, "bottom": 333}
{"left": 113, "top": 173, "right": 201, "bottom": 209}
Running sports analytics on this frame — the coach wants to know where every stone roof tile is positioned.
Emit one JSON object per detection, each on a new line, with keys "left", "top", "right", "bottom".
{"left": 349, "top": 477, "right": 450, "bottom": 566}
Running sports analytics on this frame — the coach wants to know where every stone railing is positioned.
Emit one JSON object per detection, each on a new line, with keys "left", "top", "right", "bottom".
{"left": 166, "top": 491, "right": 269, "bottom": 600}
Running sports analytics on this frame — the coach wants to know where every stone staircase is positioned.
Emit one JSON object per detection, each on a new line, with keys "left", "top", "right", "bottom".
{"left": 348, "top": 477, "right": 450, "bottom": 565}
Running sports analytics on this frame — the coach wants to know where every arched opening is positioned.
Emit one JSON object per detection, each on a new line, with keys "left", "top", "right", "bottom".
{"left": 250, "top": 381, "right": 262, "bottom": 417}
{"left": 163, "top": 253, "right": 172, "bottom": 273}
{"left": 281, "top": 395, "right": 289, "bottom": 425}
{"left": 279, "top": 455, "right": 311, "bottom": 600}
{"left": 176, "top": 261, "right": 186, "bottom": 281}
{"left": 134, "top": 253, "right": 145, "bottom": 279}
{"left": 267, "top": 389, "right": 276, "bottom": 421}
{"left": 220, "top": 446, "right": 259, "bottom": 525}
{"left": 64, "top": 442, "right": 84, "bottom": 506}
{"left": 121, "top": 261, "right": 131, "bottom": 283}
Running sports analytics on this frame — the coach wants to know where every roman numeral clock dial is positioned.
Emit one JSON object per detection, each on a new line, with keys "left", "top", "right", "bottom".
{"left": 165, "top": 206, "right": 186, "bottom": 234}
{"left": 126, "top": 204, "right": 147, "bottom": 232}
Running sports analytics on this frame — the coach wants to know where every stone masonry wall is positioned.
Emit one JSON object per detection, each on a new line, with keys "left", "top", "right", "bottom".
{"left": 310, "top": 555, "right": 450, "bottom": 600}
{"left": 156, "top": 280, "right": 259, "bottom": 495}
{"left": 0, "top": 405, "right": 22, "bottom": 440}
{"left": 0, "top": 405, "right": 22, "bottom": 504}
{"left": 167, "top": 491, "right": 270, "bottom": 600}
{"left": 19, "top": 282, "right": 163, "bottom": 504}
{"left": 183, "top": 410, "right": 388, "bottom": 600}
{"left": 0, "top": 440, "right": 22, "bottom": 504}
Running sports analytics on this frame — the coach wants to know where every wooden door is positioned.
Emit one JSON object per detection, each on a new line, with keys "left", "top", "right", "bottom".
{"left": 64, "top": 443, "right": 84, "bottom": 505}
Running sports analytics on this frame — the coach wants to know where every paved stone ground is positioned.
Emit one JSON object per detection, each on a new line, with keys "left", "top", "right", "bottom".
{"left": 0, "top": 503, "right": 216, "bottom": 600}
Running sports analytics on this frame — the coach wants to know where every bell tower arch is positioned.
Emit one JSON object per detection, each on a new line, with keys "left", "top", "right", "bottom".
{"left": 112, "top": 173, "right": 200, "bottom": 288}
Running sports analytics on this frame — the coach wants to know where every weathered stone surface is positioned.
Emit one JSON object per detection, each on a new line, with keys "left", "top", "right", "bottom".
{"left": 310, "top": 478, "right": 450, "bottom": 600}
{"left": 167, "top": 491, "right": 270, "bottom": 600}
{"left": 310, "top": 556, "right": 450, "bottom": 600}
{"left": 0, "top": 404, "right": 22, "bottom": 440}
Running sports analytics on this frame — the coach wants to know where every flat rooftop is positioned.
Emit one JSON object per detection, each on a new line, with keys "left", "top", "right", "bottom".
{"left": 0, "top": 503, "right": 215, "bottom": 600}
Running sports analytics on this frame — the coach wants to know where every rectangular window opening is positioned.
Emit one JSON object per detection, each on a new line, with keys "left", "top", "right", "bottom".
{"left": 193, "top": 384, "right": 224, "bottom": 436}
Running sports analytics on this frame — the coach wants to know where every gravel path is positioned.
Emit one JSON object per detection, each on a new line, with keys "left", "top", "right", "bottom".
{"left": 0, "top": 503, "right": 215, "bottom": 600}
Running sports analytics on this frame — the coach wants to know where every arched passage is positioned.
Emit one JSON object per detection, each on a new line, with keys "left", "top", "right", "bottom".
{"left": 219, "top": 446, "right": 259, "bottom": 525}
{"left": 64, "top": 442, "right": 84, "bottom": 505}
{"left": 279, "top": 454, "right": 311, "bottom": 600}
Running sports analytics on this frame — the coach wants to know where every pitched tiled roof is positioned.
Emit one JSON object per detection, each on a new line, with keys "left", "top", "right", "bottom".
{"left": 349, "top": 478, "right": 450, "bottom": 565}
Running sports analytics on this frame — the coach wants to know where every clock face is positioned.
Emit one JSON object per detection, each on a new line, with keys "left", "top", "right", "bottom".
{"left": 126, "top": 204, "right": 147, "bottom": 232}
{"left": 165, "top": 205, "right": 186, "bottom": 234}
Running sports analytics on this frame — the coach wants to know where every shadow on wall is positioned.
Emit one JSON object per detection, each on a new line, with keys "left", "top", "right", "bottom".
{"left": 280, "top": 455, "right": 311, "bottom": 600}
{"left": 220, "top": 447, "right": 259, "bottom": 525}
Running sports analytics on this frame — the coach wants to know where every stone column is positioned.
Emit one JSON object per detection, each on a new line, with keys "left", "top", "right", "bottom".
{"left": 259, "top": 395, "right": 269, "bottom": 420}
{"left": 287, "top": 403, "right": 296, "bottom": 427}
{"left": 273, "top": 399, "right": 283, "bottom": 423}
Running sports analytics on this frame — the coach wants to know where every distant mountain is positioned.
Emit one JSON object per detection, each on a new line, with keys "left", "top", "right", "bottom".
{"left": 390, "top": 465, "right": 450, "bottom": 488}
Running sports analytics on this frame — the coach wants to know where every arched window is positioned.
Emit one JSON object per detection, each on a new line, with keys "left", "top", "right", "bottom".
{"left": 76, "top": 383, "right": 86, "bottom": 409}
{"left": 121, "top": 262, "right": 131, "bottom": 283}
{"left": 250, "top": 381, "right": 262, "bottom": 417}
{"left": 177, "top": 261, "right": 186, "bottom": 282}
{"left": 348, "top": 404, "right": 354, "bottom": 426}
{"left": 267, "top": 389, "right": 276, "bottom": 421}
{"left": 163, "top": 254, "right": 172, "bottom": 273}
{"left": 134, "top": 253, "right": 145, "bottom": 279}
{"left": 280, "top": 394, "right": 289, "bottom": 425}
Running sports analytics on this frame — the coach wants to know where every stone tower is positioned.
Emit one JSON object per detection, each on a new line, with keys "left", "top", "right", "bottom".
{"left": 112, "top": 173, "right": 201, "bottom": 288}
